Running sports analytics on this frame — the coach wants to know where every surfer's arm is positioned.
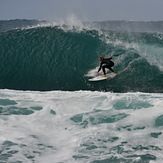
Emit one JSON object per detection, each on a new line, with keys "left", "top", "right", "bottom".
{"left": 107, "top": 56, "right": 113, "bottom": 60}
{"left": 97, "top": 63, "right": 102, "bottom": 72}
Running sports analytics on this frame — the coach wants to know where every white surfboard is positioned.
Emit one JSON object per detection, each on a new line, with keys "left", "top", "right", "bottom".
{"left": 88, "top": 72, "right": 117, "bottom": 81}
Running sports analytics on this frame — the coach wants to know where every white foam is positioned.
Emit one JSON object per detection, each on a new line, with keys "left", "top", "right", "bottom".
{"left": 0, "top": 90, "right": 163, "bottom": 162}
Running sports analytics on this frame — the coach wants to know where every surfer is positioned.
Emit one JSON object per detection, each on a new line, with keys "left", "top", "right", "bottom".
{"left": 96, "top": 56, "right": 115, "bottom": 77}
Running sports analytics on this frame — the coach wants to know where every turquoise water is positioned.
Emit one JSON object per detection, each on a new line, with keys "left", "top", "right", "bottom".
{"left": 0, "top": 20, "right": 163, "bottom": 92}
{"left": 0, "top": 20, "right": 163, "bottom": 163}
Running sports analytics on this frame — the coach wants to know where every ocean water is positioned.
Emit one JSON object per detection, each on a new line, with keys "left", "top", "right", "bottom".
{"left": 0, "top": 19, "right": 163, "bottom": 163}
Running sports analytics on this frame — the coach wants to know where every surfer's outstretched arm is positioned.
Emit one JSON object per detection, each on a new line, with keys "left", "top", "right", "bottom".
{"left": 97, "top": 63, "right": 102, "bottom": 73}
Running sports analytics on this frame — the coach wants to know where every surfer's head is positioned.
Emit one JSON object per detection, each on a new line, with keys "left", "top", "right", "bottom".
{"left": 98, "top": 56, "right": 104, "bottom": 61}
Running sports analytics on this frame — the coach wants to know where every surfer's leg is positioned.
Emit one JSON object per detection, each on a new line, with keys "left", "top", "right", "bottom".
{"left": 104, "top": 65, "right": 114, "bottom": 73}
{"left": 102, "top": 66, "right": 106, "bottom": 75}
{"left": 107, "top": 61, "right": 114, "bottom": 72}
{"left": 108, "top": 67, "right": 114, "bottom": 72}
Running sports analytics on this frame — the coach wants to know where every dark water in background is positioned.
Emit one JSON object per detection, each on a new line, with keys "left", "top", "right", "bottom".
{"left": 0, "top": 19, "right": 163, "bottom": 92}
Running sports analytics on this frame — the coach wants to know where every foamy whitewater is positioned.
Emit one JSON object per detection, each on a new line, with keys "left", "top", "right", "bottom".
{"left": 0, "top": 19, "right": 163, "bottom": 163}
{"left": 0, "top": 90, "right": 163, "bottom": 163}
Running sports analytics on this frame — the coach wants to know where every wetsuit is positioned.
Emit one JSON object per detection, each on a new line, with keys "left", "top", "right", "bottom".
{"left": 98, "top": 57, "right": 114, "bottom": 75}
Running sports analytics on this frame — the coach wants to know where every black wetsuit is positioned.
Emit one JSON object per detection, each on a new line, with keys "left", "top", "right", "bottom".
{"left": 98, "top": 58, "right": 114, "bottom": 75}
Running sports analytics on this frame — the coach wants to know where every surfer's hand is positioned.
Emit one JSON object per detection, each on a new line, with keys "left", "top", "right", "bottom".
{"left": 96, "top": 71, "right": 99, "bottom": 73}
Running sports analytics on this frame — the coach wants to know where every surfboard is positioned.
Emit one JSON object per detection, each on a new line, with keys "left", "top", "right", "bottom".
{"left": 88, "top": 72, "right": 117, "bottom": 81}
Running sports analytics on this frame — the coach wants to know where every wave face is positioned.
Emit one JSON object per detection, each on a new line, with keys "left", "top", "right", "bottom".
{"left": 0, "top": 90, "right": 163, "bottom": 162}
{"left": 0, "top": 20, "right": 163, "bottom": 92}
